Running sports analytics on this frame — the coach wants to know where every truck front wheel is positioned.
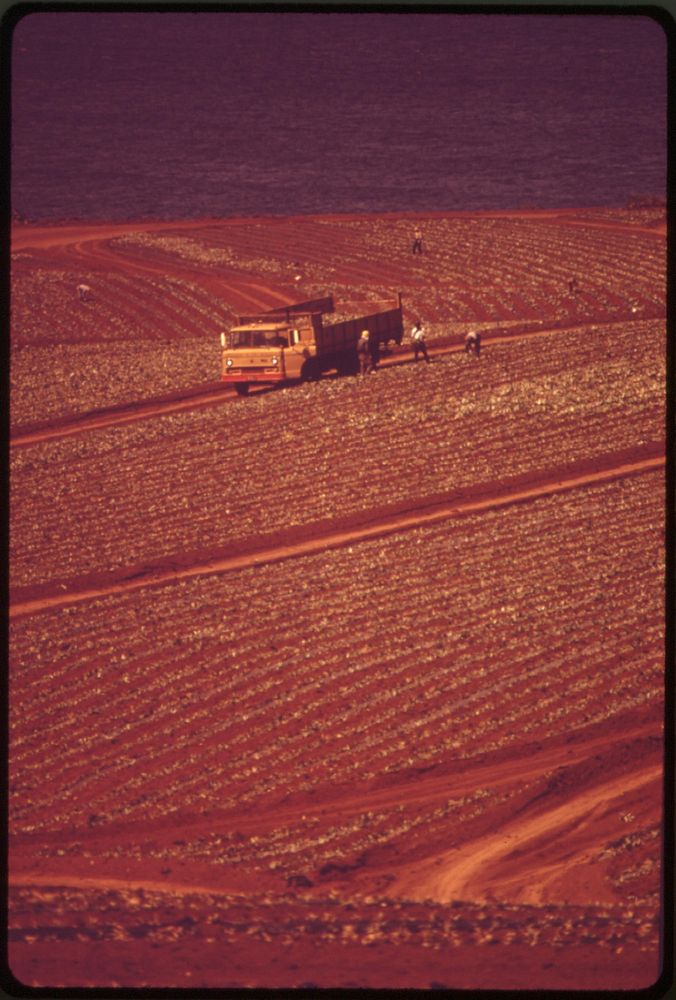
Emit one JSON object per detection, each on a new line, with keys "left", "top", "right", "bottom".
{"left": 234, "top": 383, "right": 250, "bottom": 397}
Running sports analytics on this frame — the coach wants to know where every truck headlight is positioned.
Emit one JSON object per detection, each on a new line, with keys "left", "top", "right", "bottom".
{"left": 226, "top": 358, "right": 233, "bottom": 367}
{"left": 272, "top": 356, "right": 279, "bottom": 366}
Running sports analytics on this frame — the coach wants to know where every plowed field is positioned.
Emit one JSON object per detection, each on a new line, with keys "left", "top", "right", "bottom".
{"left": 8, "top": 208, "right": 668, "bottom": 991}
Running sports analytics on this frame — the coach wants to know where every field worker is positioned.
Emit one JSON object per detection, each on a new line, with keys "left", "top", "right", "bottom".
{"left": 412, "top": 227, "right": 424, "bottom": 254}
{"left": 357, "top": 329, "right": 370, "bottom": 376}
{"left": 568, "top": 276, "right": 578, "bottom": 294}
{"left": 411, "top": 321, "right": 430, "bottom": 363}
{"left": 464, "top": 330, "right": 481, "bottom": 357}
{"left": 77, "top": 283, "right": 92, "bottom": 302}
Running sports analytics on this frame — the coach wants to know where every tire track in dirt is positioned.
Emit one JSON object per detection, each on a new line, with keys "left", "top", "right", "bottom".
{"left": 389, "top": 763, "right": 662, "bottom": 905}
{"left": 9, "top": 453, "right": 664, "bottom": 619}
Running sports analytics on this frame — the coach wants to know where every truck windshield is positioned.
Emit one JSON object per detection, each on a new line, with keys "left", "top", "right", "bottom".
{"left": 228, "top": 330, "right": 288, "bottom": 348}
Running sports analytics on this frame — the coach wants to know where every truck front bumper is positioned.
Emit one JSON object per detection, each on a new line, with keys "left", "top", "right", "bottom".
{"left": 222, "top": 369, "right": 286, "bottom": 385}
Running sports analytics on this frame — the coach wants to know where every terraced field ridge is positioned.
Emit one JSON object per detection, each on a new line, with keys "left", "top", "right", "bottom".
{"left": 8, "top": 207, "right": 667, "bottom": 991}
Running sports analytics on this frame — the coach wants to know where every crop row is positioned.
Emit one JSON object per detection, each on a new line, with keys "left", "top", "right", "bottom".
{"left": 179, "top": 213, "right": 665, "bottom": 297}
{"left": 10, "top": 337, "right": 217, "bottom": 430}
{"left": 111, "top": 231, "right": 300, "bottom": 282}
{"left": 10, "top": 471, "right": 663, "bottom": 836}
{"left": 310, "top": 215, "right": 664, "bottom": 301}
{"left": 126, "top": 215, "right": 664, "bottom": 325}
{"left": 80, "top": 784, "right": 519, "bottom": 890}
{"left": 10, "top": 320, "right": 666, "bottom": 589}
{"left": 8, "top": 885, "right": 659, "bottom": 956}
{"left": 11, "top": 263, "right": 236, "bottom": 348}
{"left": 10, "top": 261, "right": 237, "bottom": 427}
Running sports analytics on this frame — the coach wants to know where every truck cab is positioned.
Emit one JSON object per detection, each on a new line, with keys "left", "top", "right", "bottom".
{"left": 221, "top": 316, "right": 319, "bottom": 395}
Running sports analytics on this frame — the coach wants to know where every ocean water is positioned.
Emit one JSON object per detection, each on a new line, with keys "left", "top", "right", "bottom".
{"left": 10, "top": 11, "right": 668, "bottom": 221}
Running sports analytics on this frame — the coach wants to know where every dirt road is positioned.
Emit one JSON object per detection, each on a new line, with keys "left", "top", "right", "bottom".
{"left": 390, "top": 763, "right": 662, "bottom": 905}
{"left": 9, "top": 449, "right": 664, "bottom": 619}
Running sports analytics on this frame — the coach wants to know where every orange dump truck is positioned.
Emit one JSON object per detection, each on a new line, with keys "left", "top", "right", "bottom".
{"left": 221, "top": 294, "right": 404, "bottom": 395}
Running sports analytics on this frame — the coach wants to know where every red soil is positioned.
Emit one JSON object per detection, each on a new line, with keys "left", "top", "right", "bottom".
{"left": 8, "top": 208, "right": 668, "bottom": 992}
